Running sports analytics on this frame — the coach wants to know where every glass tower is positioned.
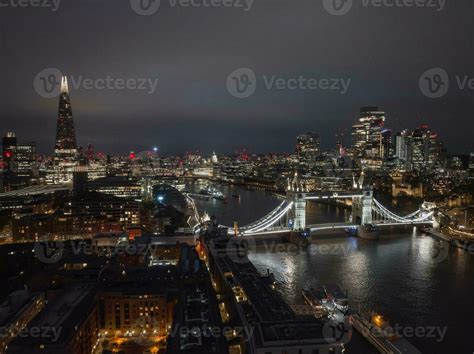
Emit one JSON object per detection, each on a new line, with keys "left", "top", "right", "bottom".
{"left": 53, "top": 76, "right": 78, "bottom": 183}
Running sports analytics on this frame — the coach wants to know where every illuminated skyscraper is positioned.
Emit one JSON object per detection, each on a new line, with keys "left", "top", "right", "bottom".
{"left": 14, "top": 144, "right": 37, "bottom": 179}
{"left": 296, "top": 132, "right": 320, "bottom": 164}
{"left": 381, "top": 129, "right": 393, "bottom": 158}
{"left": 352, "top": 107, "right": 386, "bottom": 159}
{"left": 395, "top": 130, "right": 412, "bottom": 169}
{"left": 1, "top": 133, "right": 38, "bottom": 190}
{"left": 410, "top": 125, "right": 445, "bottom": 171}
{"left": 53, "top": 76, "right": 78, "bottom": 183}
{"left": 2, "top": 132, "right": 16, "bottom": 171}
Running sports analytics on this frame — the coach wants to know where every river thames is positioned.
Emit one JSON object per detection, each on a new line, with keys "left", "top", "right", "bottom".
{"left": 188, "top": 180, "right": 474, "bottom": 354}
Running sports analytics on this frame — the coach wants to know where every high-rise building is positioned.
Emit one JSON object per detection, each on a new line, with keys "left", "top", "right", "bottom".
{"left": 73, "top": 166, "right": 89, "bottom": 197}
{"left": 296, "top": 132, "right": 320, "bottom": 163}
{"left": 410, "top": 128, "right": 425, "bottom": 170}
{"left": 14, "top": 144, "right": 38, "bottom": 179}
{"left": 53, "top": 76, "right": 78, "bottom": 184}
{"left": 395, "top": 130, "right": 412, "bottom": 169}
{"left": 2, "top": 132, "right": 17, "bottom": 171}
{"left": 1, "top": 133, "right": 38, "bottom": 190}
{"left": 421, "top": 125, "right": 445, "bottom": 168}
{"left": 410, "top": 125, "right": 445, "bottom": 171}
{"left": 352, "top": 106, "right": 386, "bottom": 159}
{"left": 381, "top": 128, "right": 393, "bottom": 158}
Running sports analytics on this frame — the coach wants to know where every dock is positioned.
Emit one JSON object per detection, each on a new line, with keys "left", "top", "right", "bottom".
{"left": 351, "top": 314, "right": 421, "bottom": 354}
{"left": 425, "top": 228, "right": 452, "bottom": 242}
{"left": 425, "top": 228, "right": 474, "bottom": 252}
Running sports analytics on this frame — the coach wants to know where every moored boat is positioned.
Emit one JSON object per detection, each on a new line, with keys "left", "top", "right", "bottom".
{"left": 324, "top": 284, "right": 349, "bottom": 313}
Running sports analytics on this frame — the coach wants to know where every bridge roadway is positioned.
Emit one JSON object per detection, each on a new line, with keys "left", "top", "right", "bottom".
{"left": 308, "top": 223, "right": 356, "bottom": 231}
{"left": 304, "top": 193, "right": 363, "bottom": 200}
{"left": 0, "top": 184, "right": 71, "bottom": 198}
{"left": 236, "top": 223, "right": 356, "bottom": 236}
{"left": 240, "top": 220, "right": 434, "bottom": 236}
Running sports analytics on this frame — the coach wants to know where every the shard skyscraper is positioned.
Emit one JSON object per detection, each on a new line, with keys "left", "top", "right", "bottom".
{"left": 53, "top": 76, "right": 78, "bottom": 183}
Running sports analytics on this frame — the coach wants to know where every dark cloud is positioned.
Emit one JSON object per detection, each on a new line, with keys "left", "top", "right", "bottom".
{"left": 1, "top": 0, "right": 473, "bottom": 154}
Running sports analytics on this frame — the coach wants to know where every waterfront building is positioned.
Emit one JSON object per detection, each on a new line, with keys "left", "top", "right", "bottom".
{"left": 200, "top": 230, "right": 345, "bottom": 354}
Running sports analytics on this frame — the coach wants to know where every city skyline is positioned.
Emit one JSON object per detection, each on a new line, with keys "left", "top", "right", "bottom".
{"left": 0, "top": 2, "right": 473, "bottom": 353}
{"left": 0, "top": 104, "right": 466, "bottom": 158}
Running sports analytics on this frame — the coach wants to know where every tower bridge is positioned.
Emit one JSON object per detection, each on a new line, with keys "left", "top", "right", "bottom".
{"left": 225, "top": 173, "right": 436, "bottom": 237}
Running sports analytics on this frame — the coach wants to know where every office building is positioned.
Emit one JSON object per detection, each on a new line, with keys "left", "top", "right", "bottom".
{"left": 296, "top": 132, "right": 321, "bottom": 163}
{"left": 352, "top": 107, "right": 386, "bottom": 159}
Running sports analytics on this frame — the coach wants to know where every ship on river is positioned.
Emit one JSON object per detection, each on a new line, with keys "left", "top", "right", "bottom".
{"left": 302, "top": 286, "right": 329, "bottom": 318}
{"left": 199, "top": 185, "right": 225, "bottom": 200}
{"left": 324, "top": 284, "right": 349, "bottom": 313}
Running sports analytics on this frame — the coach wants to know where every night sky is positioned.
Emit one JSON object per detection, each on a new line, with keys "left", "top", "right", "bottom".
{"left": 0, "top": 0, "right": 473, "bottom": 155}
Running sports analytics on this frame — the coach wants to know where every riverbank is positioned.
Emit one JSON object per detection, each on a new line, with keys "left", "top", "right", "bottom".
{"left": 425, "top": 227, "right": 474, "bottom": 252}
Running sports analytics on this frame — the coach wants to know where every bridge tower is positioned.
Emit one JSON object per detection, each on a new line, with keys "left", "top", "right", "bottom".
{"left": 287, "top": 172, "right": 306, "bottom": 230}
{"left": 293, "top": 194, "right": 306, "bottom": 230}
{"left": 352, "top": 187, "right": 373, "bottom": 225}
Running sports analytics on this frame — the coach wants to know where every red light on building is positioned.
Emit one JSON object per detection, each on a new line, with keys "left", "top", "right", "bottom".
{"left": 129, "top": 151, "right": 136, "bottom": 160}
{"left": 127, "top": 227, "right": 141, "bottom": 241}
{"left": 420, "top": 124, "right": 428, "bottom": 130}
{"left": 3, "top": 151, "right": 12, "bottom": 159}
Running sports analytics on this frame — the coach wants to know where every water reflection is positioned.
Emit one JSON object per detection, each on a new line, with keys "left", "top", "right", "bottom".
{"left": 190, "top": 182, "right": 474, "bottom": 353}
